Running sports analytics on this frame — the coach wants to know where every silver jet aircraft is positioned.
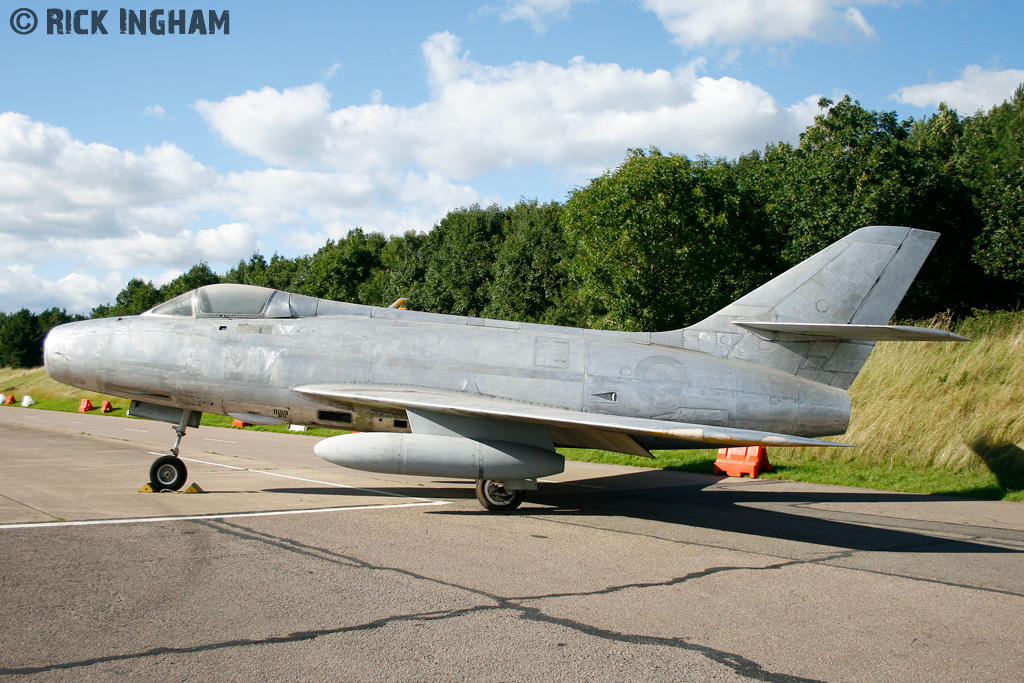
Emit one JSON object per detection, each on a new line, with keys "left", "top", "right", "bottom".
{"left": 44, "top": 226, "right": 967, "bottom": 510}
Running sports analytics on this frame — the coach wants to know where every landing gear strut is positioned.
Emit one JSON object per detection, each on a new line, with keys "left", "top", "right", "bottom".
{"left": 147, "top": 410, "right": 194, "bottom": 491}
{"left": 475, "top": 479, "right": 526, "bottom": 512}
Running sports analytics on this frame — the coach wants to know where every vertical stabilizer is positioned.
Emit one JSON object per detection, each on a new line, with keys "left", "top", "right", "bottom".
{"left": 651, "top": 226, "right": 939, "bottom": 389}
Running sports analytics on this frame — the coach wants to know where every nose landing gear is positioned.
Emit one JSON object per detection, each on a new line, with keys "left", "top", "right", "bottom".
{"left": 147, "top": 410, "right": 195, "bottom": 491}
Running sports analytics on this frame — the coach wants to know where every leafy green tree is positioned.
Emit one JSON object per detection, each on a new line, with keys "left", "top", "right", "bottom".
{"left": 225, "top": 253, "right": 269, "bottom": 286}
{"left": 744, "top": 96, "right": 918, "bottom": 261}
{"left": 484, "top": 200, "right": 567, "bottom": 323}
{"left": 38, "top": 307, "right": 83, "bottom": 335}
{"left": 159, "top": 262, "right": 221, "bottom": 300}
{"left": 416, "top": 204, "right": 506, "bottom": 316}
{"left": 225, "top": 253, "right": 302, "bottom": 291}
{"left": 0, "top": 309, "right": 43, "bottom": 368}
{"left": 737, "top": 95, "right": 1005, "bottom": 318}
{"left": 957, "top": 84, "right": 1024, "bottom": 284}
{"left": 92, "top": 278, "right": 162, "bottom": 318}
{"left": 562, "top": 148, "right": 769, "bottom": 331}
{"left": 301, "top": 229, "right": 387, "bottom": 303}
{"left": 359, "top": 231, "right": 428, "bottom": 307}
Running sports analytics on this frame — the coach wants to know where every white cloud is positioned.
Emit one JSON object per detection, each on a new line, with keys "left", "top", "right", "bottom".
{"left": 195, "top": 85, "right": 332, "bottom": 169}
{"left": 46, "top": 223, "right": 259, "bottom": 272}
{"left": 893, "top": 65, "right": 1024, "bottom": 114}
{"left": 142, "top": 104, "right": 166, "bottom": 119}
{"left": 639, "top": 0, "right": 887, "bottom": 49}
{"left": 196, "top": 32, "right": 818, "bottom": 182}
{"left": 0, "top": 265, "right": 124, "bottom": 313}
{"left": 0, "top": 113, "right": 215, "bottom": 240}
{"left": 1, "top": 32, "right": 825, "bottom": 313}
{"left": 0, "top": 108, "right": 486, "bottom": 312}
{"left": 484, "top": 0, "right": 585, "bottom": 33}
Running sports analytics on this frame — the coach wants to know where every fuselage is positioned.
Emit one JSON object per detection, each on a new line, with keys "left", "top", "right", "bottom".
{"left": 43, "top": 293, "right": 850, "bottom": 447}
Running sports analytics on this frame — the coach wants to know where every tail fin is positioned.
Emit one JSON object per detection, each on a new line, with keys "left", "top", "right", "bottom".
{"left": 652, "top": 226, "right": 966, "bottom": 389}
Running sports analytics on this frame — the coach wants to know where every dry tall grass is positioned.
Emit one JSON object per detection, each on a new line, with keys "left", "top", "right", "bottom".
{"left": 0, "top": 366, "right": 112, "bottom": 403}
{"left": 796, "top": 311, "right": 1024, "bottom": 480}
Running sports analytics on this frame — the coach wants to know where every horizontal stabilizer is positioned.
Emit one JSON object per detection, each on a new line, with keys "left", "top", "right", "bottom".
{"left": 293, "top": 384, "right": 855, "bottom": 455}
{"left": 733, "top": 321, "right": 970, "bottom": 342}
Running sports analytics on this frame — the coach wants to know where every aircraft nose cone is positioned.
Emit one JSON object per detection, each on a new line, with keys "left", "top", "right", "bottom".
{"left": 43, "top": 324, "right": 74, "bottom": 384}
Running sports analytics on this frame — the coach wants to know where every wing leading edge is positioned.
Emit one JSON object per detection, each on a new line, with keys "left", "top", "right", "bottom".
{"left": 292, "top": 384, "right": 853, "bottom": 457}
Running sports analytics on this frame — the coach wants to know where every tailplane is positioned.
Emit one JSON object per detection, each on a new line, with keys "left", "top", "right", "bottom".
{"left": 652, "top": 226, "right": 968, "bottom": 389}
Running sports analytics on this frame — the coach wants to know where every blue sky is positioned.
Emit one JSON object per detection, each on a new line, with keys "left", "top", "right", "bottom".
{"left": 2, "top": 0, "right": 1022, "bottom": 313}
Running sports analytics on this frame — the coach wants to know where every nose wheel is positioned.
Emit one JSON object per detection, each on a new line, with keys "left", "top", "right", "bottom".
{"left": 475, "top": 479, "right": 525, "bottom": 511}
{"left": 150, "top": 455, "right": 188, "bottom": 491}
{"left": 147, "top": 409, "right": 194, "bottom": 491}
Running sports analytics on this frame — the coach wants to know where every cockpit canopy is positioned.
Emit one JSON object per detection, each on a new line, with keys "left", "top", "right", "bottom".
{"left": 144, "top": 284, "right": 321, "bottom": 319}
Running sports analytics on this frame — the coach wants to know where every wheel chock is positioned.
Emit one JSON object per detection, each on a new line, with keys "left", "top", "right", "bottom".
{"left": 100, "top": 400, "right": 113, "bottom": 413}
{"left": 78, "top": 399, "right": 95, "bottom": 413}
{"left": 139, "top": 482, "right": 204, "bottom": 493}
{"left": 714, "top": 446, "right": 772, "bottom": 478}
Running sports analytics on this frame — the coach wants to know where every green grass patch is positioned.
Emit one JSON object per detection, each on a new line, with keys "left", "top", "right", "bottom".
{"left": 199, "top": 413, "right": 345, "bottom": 438}
{"left": 560, "top": 447, "right": 1023, "bottom": 502}
{"left": 26, "top": 397, "right": 132, "bottom": 417}
{"left": 560, "top": 447, "right": 719, "bottom": 474}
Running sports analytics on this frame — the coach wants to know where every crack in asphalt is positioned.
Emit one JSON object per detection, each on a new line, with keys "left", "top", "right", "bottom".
{"left": 529, "top": 511, "right": 1024, "bottom": 599}
{"left": 1, "top": 518, "right": 830, "bottom": 682}
{"left": 9, "top": 491, "right": 1021, "bottom": 681}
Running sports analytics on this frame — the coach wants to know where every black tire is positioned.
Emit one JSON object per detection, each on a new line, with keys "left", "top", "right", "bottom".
{"left": 475, "top": 479, "right": 525, "bottom": 512}
{"left": 150, "top": 455, "right": 188, "bottom": 491}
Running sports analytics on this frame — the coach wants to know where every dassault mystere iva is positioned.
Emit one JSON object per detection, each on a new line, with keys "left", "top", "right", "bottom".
{"left": 44, "top": 226, "right": 968, "bottom": 510}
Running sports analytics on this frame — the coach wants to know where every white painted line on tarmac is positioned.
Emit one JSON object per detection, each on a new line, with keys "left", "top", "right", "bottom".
{"left": 125, "top": 428, "right": 148, "bottom": 433}
{"left": 180, "top": 456, "right": 245, "bottom": 470}
{"left": 0, "top": 501, "right": 450, "bottom": 530}
{"left": 177, "top": 456, "right": 433, "bottom": 501}
{"left": 203, "top": 438, "right": 238, "bottom": 444}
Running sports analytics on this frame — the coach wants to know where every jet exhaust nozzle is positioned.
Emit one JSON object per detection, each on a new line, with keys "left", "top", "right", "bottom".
{"left": 314, "top": 432, "right": 564, "bottom": 480}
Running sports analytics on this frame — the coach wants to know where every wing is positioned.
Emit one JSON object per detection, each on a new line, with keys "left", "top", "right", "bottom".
{"left": 292, "top": 384, "right": 853, "bottom": 458}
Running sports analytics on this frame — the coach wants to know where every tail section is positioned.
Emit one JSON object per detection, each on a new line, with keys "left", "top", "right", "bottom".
{"left": 652, "top": 226, "right": 967, "bottom": 389}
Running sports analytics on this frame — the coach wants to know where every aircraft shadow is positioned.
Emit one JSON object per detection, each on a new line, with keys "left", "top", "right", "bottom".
{"left": 457, "top": 472, "right": 1021, "bottom": 554}
{"left": 263, "top": 470, "right": 1021, "bottom": 554}
{"left": 263, "top": 486, "right": 478, "bottom": 500}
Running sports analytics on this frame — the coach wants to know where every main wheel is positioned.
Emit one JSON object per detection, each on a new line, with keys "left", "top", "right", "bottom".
{"left": 150, "top": 455, "right": 188, "bottom": 491}
{"left": 475, "top": 479, "right": 525, "bottom": 512}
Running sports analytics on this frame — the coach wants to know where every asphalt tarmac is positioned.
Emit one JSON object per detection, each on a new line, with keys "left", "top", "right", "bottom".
{"left": 2, "top": 406, "right": 1023, "bottom": 682}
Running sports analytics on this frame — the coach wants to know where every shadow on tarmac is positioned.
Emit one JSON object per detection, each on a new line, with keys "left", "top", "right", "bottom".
{"left": 269, "top": 469, "right": 1022, "bottom": 555}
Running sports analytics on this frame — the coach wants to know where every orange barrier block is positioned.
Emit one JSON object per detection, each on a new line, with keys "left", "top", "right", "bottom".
{"left": 3, "top": 395, "right": 15, "bottom": 405}
{"left": 100, "top": 401, "right": 113, "bottom": 413}
{"left": 232, "top": 419, "right": 249, "bottom": 428}
{"left": 713, "top": 446, "right": 772, "bottom": 479}
{"left": 78, "top": 399, "right": 95, "bottom": 413}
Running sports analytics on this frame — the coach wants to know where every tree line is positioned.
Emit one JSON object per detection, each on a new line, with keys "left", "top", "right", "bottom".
{"left": 3, "top": 89, "right": 1023, "bottom": 367}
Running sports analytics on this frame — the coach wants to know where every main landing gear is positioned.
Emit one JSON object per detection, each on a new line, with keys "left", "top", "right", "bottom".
{"left": 147, "top": 410, "right": 195, "bottom": 491}
{"left": 475, "top": 479, "right": 526, "bottom": 512}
